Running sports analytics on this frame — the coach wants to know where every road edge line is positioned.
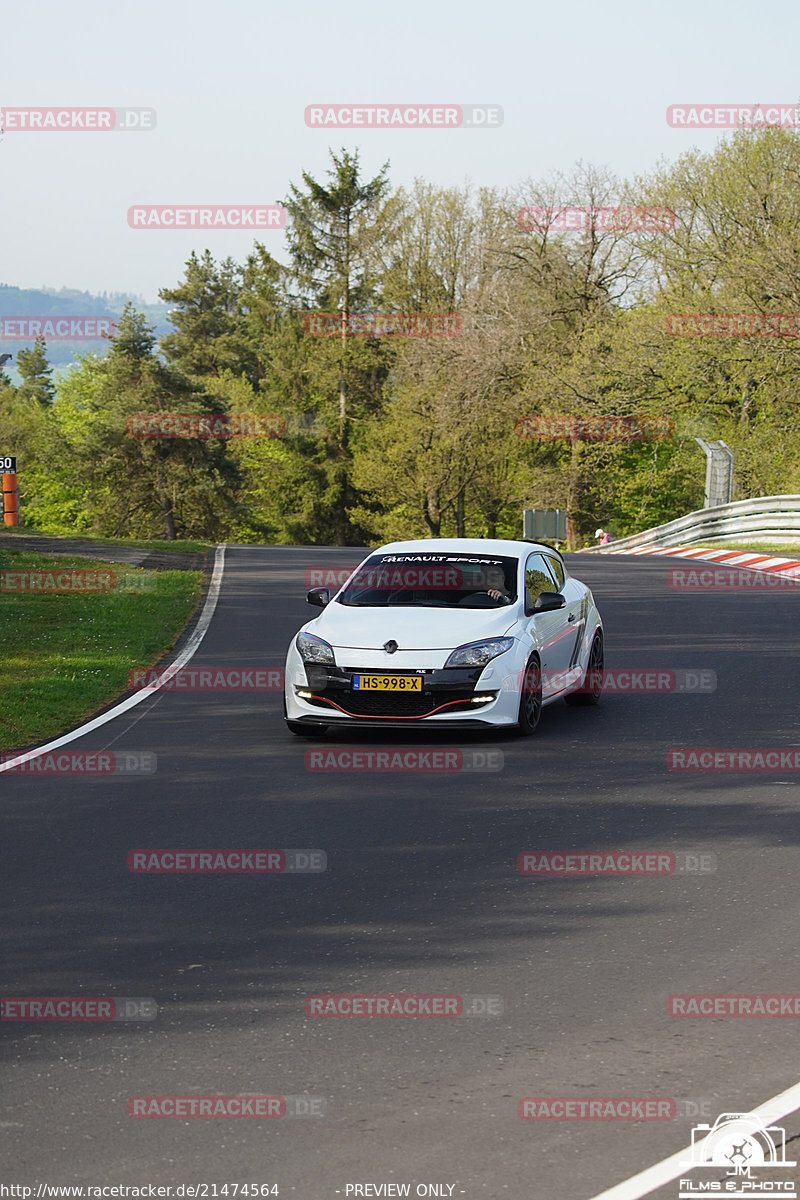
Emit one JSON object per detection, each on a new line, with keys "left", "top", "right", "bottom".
{"left": 0, "top": 543, "right": 227, "bottom": 774}
{"left": 586, "top": 1079, "right": 800, "bottom": 1200}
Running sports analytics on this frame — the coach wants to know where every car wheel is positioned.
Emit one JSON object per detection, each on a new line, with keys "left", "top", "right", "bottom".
{"left": 514, "top": 654, "right": 542, "bottom": 736}
{"left": 283, "top": 695, "right": 328, "bottom": 736}
{"left": 565, "top": 629, "right": 603, "bottom": 707}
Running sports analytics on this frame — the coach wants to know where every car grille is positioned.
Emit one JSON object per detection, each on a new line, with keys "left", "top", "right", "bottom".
{"left": 347, "top": 690, "right": 465, "bottom": 717}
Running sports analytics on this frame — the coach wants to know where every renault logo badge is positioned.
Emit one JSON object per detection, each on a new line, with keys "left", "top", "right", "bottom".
{"left": 384, "top": 639, "right": 398, "bottom": 654}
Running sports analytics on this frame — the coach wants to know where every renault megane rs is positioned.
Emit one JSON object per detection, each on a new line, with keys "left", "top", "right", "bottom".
{"left": 283, "top": 538, "right": 603, "bottom": 736}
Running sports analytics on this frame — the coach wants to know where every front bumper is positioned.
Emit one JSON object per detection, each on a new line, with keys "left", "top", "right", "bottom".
{"left": 300, "top": 663, "right": 495, "bottom": 719}
{"left": 285, "top": 650, "right": 523, "bottom": 727}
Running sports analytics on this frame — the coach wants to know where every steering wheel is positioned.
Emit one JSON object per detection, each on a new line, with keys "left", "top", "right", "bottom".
{"left": 457, "top": 592, "right": 500, "bottom": 607}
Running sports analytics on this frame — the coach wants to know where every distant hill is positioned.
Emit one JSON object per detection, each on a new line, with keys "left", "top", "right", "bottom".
{"left": 0, "top": 285, "right": 172, "bottom": 378}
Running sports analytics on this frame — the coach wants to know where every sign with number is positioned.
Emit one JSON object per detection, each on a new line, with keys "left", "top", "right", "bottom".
{"left": 0, "top": 456, "right": 17, "bottom": 471}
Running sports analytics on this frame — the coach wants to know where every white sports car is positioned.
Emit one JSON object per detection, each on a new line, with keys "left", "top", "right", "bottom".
{"left": 283, "top": 538, "right": 603, "bottom": 736}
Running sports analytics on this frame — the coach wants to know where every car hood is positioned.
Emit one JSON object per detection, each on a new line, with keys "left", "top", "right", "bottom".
{"left": 307, "top": 602, "right": 519, "bottom": 650}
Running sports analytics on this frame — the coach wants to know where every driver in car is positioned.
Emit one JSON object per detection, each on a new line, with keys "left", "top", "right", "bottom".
{"left": 483, "top": 564, "right": 511, "bottom": 602}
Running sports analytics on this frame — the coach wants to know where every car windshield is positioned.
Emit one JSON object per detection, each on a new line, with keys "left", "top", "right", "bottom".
{"left": 337, "top": 553, "right": 519, "bottom": 608}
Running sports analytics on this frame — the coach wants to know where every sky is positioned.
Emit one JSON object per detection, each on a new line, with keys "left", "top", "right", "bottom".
{"left": 2, "top": 0, "right": 799, "bottom": 305}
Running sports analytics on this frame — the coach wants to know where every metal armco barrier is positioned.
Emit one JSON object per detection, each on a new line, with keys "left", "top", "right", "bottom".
{"left": 585, "top": 495, "right": 800, "bottom": 552}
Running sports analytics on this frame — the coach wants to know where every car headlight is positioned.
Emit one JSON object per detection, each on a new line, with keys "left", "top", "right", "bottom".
{"left": 296, "top": 631, "right": 336, "bottom": 665}
{"left": 444, "top": 637, "right": 515, "bottom": 668}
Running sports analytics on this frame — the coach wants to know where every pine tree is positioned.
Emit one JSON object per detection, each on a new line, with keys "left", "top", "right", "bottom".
{"left": 17, "top": 339, "right": 55, "bottom": 406}
{"left": 283, "top": 148, "right": 397, "bottom": 543}
{"left": 159, "top": 251, "right": 261, "bottom": 386}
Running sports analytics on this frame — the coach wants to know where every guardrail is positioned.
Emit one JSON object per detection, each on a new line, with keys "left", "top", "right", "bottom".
{"left": 586, "top": 495, "right": 800, "bottom": 552}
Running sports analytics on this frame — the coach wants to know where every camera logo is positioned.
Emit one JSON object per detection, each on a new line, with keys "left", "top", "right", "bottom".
{"left": 679, "top": 1112, "right": 796, "bottom": 1197}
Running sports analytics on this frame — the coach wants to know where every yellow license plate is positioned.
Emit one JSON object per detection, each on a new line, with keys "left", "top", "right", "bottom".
{"left": 353, "top": 674, "right": 422, "bottom": 692}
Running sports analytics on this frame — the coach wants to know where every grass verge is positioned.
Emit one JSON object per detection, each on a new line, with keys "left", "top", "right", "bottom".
{"left": 0, "top": 552, "right": 203, "bottom": 752}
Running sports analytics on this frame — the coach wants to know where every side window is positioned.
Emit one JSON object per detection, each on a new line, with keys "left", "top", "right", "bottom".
{"left": 545, "top": 555, "right": 565, "bottom": 590}
{"left": 525, "top": 553, "right": 556, "bottom": 612}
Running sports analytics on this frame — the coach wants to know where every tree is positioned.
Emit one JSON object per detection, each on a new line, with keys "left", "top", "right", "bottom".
{"left": 354, "top": 186, "right": 530, "bottom": 540}
{"left": 159, "top": 251, "right": 262, "bottom": 385}
{"left": 283, "top": 148, "right": 398, "bottom": 544}
{"left": 17, "top": 339, "right": 55, "bottom": 406}
{"left": 0, "top": 370, "right": 53, "bottom": 529}
{"left": 50, "top": 305, "right": 241, "bottom": 540}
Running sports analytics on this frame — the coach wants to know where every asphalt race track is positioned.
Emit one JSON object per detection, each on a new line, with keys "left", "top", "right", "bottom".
{"left": 3, "top": 545, "right": 800, "bottom": 1200}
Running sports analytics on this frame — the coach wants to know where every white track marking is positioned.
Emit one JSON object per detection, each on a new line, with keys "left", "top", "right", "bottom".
{"left": 586, "top": 1079, "right": 800, "bottom": 1200}
{"left": 0, "top": 544, "right": 226, "bottom": 774}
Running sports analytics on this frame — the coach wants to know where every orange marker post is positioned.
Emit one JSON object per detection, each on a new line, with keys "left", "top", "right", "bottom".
{"left": 3, "top": 470, "right": 19, "bottom": 526}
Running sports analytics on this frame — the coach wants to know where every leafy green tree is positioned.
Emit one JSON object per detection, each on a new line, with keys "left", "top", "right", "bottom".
{"left": 49, "top": 305, "right": 241, "bottom": 540}
{"left": 15, "top": 133, "right": 800, "bottom": 547}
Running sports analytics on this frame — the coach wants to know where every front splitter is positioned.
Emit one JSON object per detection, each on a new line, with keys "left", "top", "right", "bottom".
{"left": 286, "top": 715, "right": 505, "bottom": 731}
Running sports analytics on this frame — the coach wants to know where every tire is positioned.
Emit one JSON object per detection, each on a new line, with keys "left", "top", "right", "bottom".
{"left": 514, "top": 654, "right": 542, "bottom": 736}
{"left": 565, "top": 629, "right": 603, "bottom": 707}
{"left": 283, "top": 695, "right": 328, "bottom": 736}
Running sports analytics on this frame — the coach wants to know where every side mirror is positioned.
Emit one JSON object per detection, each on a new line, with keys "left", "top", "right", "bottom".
{"left": 532, "top": 591, "right": 566, "bottom": 613}
{"left": 306, "top": 587, "right": 331, "bottom": 608}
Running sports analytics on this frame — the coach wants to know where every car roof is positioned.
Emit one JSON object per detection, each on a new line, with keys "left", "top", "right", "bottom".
{"left": 370, "top": 538, "right": 564, "bottom": 562}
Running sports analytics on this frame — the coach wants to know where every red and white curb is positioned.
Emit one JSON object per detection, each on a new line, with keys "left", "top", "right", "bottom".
{"left": 596, "top": 544, "right": 800, "bottom": 581}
